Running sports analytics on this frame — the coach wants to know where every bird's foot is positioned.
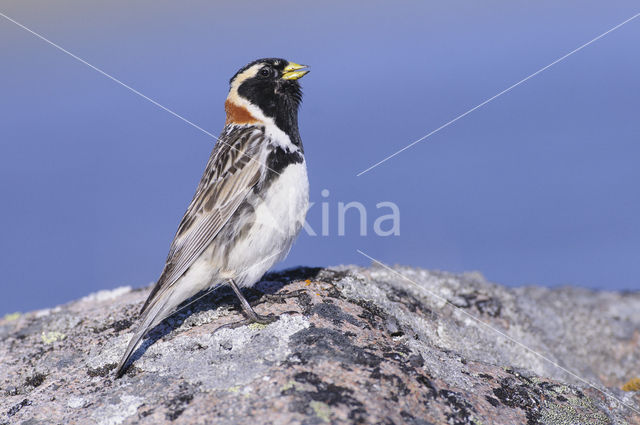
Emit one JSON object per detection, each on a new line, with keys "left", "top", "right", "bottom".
{"left": 217, "top": 279, "right": 301, "bottom": 333}
{"left": 248, "top": 312, "right": 278, "bottom": 325}
{"left": 260, "top": 289, "right": 307, "bottom": 304}
{"left": 213, "top": 313, "right": 278, "bottom": 332}
{"left": 212, "top": 308, "right": 306, "bottom": 333}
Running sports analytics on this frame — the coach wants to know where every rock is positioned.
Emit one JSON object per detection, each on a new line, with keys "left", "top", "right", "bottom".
{"left": 1, "top": 265, "right": 639, "bottom": 424}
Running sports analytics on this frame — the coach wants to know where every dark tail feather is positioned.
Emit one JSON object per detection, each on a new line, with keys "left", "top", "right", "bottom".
{"left": 115, "top": 296, "right": 170, "bottom": 377}
{"left": 115, "top": 330, "right": 143, "bottom": 378}
{"left": 115, "top": 281, "right": 225, "bottom": 377}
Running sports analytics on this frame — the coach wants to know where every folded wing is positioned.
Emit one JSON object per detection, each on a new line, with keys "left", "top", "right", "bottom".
{"left": 116, "top": 126, "right": 265, "bottom": 376}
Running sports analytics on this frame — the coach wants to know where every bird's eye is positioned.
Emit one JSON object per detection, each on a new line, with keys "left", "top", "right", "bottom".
{"left": 259, "top": 67, "right": 271, "bottom": 77}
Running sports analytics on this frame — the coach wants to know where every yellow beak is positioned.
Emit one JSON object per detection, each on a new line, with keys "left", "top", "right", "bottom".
{"left": 282, "top": 62, "right": 310, "bottom": 80}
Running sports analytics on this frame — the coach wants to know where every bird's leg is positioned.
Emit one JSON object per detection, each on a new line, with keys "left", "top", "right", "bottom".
{"left": 228, "top": 279, "right": 277, "bottom": 325}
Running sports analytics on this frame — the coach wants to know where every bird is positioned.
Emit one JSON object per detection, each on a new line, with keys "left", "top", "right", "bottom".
{"left": 116, "top": 58, "right": 310, "bottom": 377}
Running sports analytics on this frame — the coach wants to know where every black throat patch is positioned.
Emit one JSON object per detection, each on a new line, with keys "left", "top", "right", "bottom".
{"left": 236, "top": 65, "right": 304, "bottom": 148}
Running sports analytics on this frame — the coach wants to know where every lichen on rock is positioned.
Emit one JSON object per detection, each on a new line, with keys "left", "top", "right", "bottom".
{"left": 0, "top": 266, "right": 638, "bottom": 424}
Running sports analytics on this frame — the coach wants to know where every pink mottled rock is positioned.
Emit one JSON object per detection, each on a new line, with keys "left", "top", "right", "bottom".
{"left": 0, "top": 266, "right": 639, "bottom": 424}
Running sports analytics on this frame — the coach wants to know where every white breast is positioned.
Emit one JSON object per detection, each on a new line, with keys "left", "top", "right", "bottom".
{"left": 224, "top": 161, "right": 309, "bottom": 287}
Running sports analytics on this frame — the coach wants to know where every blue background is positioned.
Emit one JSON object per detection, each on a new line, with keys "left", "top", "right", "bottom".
{"left": 1, "top": 1, "right": 639, "bottom": 315}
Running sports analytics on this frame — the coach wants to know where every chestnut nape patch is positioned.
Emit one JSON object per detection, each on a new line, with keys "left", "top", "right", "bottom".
{"left": 225, "top": 100, "right": 259, "bottom": 125}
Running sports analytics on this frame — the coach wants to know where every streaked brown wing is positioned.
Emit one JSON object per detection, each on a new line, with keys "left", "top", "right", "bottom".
{"left": 141, "top": 126, "right": 264, "bottom": 313}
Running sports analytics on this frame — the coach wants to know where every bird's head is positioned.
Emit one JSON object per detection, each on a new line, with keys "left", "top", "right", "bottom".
{"left": 225, "top": 58, "right": 309, "bottom": 139}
